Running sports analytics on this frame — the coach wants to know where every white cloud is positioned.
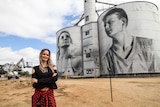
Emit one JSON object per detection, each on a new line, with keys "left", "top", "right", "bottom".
{"left": 0, "top": 0, "right": 83, "bottom": 44}
{"left": 0, "top": 47, "right": 57, "bottom": 73}
{"left": 0, "top": 47, "right": 56, "bottom": 66}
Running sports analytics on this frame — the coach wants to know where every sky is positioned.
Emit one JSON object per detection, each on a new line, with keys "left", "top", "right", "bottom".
{"left": 0, "top": 0, "right": 160, "bottom": 72}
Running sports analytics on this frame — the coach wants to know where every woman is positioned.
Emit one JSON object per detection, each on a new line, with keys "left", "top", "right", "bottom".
{"left": 31, "top": 48, "right": 58, "bottom": 107}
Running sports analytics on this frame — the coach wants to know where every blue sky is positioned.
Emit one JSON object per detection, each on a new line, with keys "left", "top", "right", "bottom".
{"left": 0, "top": 36, "right": 52, "bottom": 51}
{"left": 0, "top": 0, "right": 159, "bottom": 71}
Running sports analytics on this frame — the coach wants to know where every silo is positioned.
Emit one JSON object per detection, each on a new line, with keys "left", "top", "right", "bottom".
{"left": 84, "top": 0, "right": 98, "bottom": 24}
{"left": 98, "top": 1, "right": 160, "bottom": 75}
{"left": 82, "top": 0, "right": 100, "bottom": 77}
{"left": 82, "top": 22, "right": 100, "bottom": 77}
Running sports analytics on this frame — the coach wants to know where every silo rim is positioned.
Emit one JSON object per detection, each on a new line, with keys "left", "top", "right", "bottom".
{"left": 98, "top": 1, "right": 159, "bottom": 21}
{"left": 117, "top": 1, "right": 158, "bottom": 10}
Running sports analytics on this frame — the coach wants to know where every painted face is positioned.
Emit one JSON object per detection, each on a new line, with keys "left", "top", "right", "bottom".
{"left": 59, "top": 32, "right": 71, "bottom": 47}
{"left": 104, "top": 13, "right": 124, "bottom": 37}
{"left": 41, "top": 50, "right": 50, "bottom": 62}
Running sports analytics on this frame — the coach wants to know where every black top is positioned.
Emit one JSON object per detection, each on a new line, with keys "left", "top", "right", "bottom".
{"left": 32, "top": 66, "right": 58, "bottom": 89}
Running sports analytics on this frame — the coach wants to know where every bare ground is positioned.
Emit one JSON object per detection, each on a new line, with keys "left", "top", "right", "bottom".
{"left": 0, "top": 77, "right": 160, "bottom": 107}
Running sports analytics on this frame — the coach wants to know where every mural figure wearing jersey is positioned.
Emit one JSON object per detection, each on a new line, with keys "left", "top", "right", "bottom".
{"left": 102, "top": 8, "right": 154, "bottom": 74}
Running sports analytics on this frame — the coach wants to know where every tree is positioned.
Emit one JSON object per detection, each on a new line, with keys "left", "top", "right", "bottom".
{"left": 0, "top": 65, "right": 7, "bottom": 74}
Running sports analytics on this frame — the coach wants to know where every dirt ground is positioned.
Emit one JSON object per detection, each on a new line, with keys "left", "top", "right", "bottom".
{"left": 0, "top": 76, "right": 160, "bottom": 107}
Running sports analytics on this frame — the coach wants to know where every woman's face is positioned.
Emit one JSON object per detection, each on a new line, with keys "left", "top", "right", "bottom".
{"left": 104, "top": 13, "right": 124, "bottom": 37}
{"left": 41, "top": 50, "right": 50, "bottom": 62}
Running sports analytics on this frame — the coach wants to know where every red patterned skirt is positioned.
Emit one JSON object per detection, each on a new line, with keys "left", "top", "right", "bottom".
{"left": 32, "top": 89, "right": 56, "bottom": 107}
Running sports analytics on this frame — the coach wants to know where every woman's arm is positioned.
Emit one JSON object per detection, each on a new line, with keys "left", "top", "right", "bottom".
{"left": 31, "top": 66, "right": 58, "bottom": 89}
{"left": 38, "top": 71, "right": 58, "bottom": 84}
{"left": 31, "top": 68, "right": 46, "bottom": 89}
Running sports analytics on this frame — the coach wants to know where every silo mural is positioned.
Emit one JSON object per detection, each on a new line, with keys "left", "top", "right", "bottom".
{"left": 98, "top": 1, "right": 160, "bottom": 75}
{"left": 56, "top": 26, "right": 83, "bottom": 76}
{"left": 56, "top": 1, "right": 160, "bottom": 77}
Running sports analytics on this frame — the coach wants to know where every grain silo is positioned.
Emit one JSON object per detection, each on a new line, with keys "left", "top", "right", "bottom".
{"left": 56, "top": 1, "right": 160, "bottom": 78}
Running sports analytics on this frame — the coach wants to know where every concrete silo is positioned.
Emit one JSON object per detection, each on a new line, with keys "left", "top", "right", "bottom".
{"left": 56, "top": 1, "right": 160, "bottom": 78}
{"left": 82, "top": 0, "right": 100, "bottom": 77}
{"left": 98, "top": 1, "right": 160, "bottom": 75}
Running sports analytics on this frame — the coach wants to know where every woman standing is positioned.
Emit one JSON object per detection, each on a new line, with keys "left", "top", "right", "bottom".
{"left": 31, "top": 48, "right": 58, "bottom": 107}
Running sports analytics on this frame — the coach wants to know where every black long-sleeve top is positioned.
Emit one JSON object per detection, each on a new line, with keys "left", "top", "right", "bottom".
{"left": 32, "top": 66, "right": 58, "bottom": 89}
